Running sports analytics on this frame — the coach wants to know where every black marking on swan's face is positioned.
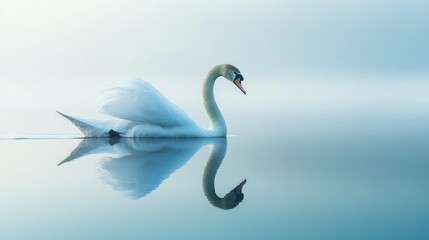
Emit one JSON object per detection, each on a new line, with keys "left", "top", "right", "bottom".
{"left": 233, "top": 71, "right": 244, "bottom": 81}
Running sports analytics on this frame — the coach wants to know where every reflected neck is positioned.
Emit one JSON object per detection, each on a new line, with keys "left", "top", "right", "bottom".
{"left": 203, "top": 138, "right": 227, "bottom": 208}
{"left": 202, "top": 66, "right": 226, "bottom": 136}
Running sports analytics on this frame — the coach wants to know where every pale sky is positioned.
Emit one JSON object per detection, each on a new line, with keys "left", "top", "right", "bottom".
{"left": 1, "top": 0, "right": 428, "bottom": 80}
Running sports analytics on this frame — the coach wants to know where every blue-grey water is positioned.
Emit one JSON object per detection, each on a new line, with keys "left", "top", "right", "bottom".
{"left": 1, "top": 117, "right": 429, "bottom": 240}
{"left": 1, "top": 79, "right": 429, "bottom": 239}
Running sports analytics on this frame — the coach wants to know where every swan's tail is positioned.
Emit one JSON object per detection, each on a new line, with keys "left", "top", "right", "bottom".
{"left": 57, "top": 111, "right": 117, "bottom": 137}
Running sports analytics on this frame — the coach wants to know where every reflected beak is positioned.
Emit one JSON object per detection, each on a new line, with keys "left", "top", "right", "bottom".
{"left": 234, "top": 179, "right": 247, "bottom": 194}
{"left": 234, "top": 79, "right": 246, "bottom": 94}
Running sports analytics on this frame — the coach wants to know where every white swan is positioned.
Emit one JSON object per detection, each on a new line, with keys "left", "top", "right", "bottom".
{"left": 58, "top": 64, "right": 245, "bottom": 138}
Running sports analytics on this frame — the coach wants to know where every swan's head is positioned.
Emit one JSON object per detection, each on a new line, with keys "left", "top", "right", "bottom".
{"left": 220, "top": 64, "right": 246, "bottom": 95}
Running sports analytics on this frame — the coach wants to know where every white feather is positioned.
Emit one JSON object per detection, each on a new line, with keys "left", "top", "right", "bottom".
{"left": 98, "top": 79, "right": 195, "bottom": 128}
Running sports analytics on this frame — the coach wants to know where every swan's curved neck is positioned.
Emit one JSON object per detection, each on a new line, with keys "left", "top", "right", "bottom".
{"left": 203, "top": 66, "right": 226, "bottom": 136}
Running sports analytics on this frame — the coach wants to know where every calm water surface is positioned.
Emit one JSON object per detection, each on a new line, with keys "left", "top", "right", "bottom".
{"left": 1, "top": 118, "right": 429, "bottom": 240}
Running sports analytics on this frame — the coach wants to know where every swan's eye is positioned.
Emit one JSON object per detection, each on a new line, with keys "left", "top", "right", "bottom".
{"left": 233, "top": 71, "right": 244, "bottom": 81}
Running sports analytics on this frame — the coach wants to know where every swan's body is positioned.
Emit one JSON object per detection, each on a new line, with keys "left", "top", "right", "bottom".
{"left": 58, "top": 64, "right": 245, "bottom": 138}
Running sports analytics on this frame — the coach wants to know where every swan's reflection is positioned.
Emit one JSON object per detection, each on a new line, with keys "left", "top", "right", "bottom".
{"left": 59, "top": 137, "right": 246, "bottom": 209}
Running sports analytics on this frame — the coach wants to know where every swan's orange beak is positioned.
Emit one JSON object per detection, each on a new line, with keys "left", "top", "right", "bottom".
{"left": 234, "top": 79, "right": 246, "bottom": 94}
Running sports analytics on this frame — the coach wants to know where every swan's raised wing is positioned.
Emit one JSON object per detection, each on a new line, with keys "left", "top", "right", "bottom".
{"left": 98, "top": 79, "right": 196, "bottom": 128}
